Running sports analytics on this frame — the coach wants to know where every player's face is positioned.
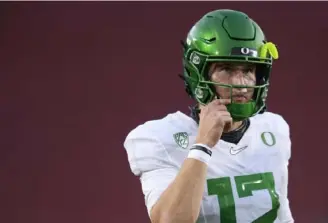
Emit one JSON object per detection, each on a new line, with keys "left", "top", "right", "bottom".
{"left": 209, "top": 62, "right": 256, "bottom": 103}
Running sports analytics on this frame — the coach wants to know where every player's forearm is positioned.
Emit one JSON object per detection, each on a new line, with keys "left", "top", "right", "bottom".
{"left": 150, "top": 158, "right": 207, "bottom": 223}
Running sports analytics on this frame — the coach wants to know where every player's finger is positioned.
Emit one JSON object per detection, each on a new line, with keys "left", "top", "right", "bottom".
{"left": 212, "top": 99, "right": 231, "bottom": 105}
{"left": 222, "top": 116, "right": 233, "bottom": 132}
{"left": 218, "top": 99, "right": 232, "bottom": 105}
{"left": 215, "top": 104, "right": 228, "bottom": 111}
{"left": 222, "top": 115, "right": 233, "bottom": 123}
{"left": 216, "top": 111, "right": 231, "bottom": 116}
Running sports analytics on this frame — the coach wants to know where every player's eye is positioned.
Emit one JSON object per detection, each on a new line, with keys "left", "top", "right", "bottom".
{"left": 243, "top": 67, "right": 255, "bottom": 73}
{"left": 221, "top": 66, "right": 233, "bottom": 72}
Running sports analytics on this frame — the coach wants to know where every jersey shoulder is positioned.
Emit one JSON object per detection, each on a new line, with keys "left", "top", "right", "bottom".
{"left": 251, "top": 111, "right": 292, "bottom": 160}
{"left": 123, "top": 111, "right": 196, "bottom": 176}
{"left": 125, "top": 111, "right": 197, "bottom": 146}
{"left": 252, "top": 111, "right": 290, "bottom": 137}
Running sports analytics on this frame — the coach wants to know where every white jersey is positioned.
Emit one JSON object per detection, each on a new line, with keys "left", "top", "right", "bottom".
{"left": 124, "top": 111, "right": 294, "bottom": 223}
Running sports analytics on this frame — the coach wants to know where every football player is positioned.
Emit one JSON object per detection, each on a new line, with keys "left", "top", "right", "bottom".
{"left": 124, "top": 9, "right": 294, "bottom": 223}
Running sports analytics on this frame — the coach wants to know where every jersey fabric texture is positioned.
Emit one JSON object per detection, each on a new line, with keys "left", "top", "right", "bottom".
{"left": 123, "top": 111, "right": 294, "bottom": 223}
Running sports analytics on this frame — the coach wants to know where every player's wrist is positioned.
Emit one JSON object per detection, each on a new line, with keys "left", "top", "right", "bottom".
{"left": 195, "top": 137, "right": 216, "bottom": 149}
{"left": 191, "top": 144, "right": 212, "bottom": 155}
{"left": 187, "top": 144, "right": 212, "bottom": 165}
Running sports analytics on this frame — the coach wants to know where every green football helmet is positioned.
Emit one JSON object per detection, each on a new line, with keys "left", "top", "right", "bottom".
{"left": 180, "top": 9, "right": 279, "bottom": 121}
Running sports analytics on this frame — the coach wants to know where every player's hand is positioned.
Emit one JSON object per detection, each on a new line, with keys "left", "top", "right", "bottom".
{"left": 195, "top": 99, "right": 232, "bottom": 148}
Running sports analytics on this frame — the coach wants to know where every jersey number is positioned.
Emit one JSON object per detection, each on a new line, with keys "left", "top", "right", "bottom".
{"left": 207, "top": 172, "right": 280, "bottom": 223}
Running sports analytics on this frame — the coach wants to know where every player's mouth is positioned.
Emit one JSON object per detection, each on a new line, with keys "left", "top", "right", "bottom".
{"left": 231, "top": 95, "right": 248, "bottom": 103}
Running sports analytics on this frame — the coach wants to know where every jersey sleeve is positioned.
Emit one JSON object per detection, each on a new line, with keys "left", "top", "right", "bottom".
{"left": 123, "top": 125, "right": 179, "bottom": 216}
{"left": 276, "top": 115, "right": 294, "bottom": 222}
{"left": 278, "top": 115, "right": 292, "bottom": 161}
{"left": 277, "top": 160, "right": 294, "bottom": 223}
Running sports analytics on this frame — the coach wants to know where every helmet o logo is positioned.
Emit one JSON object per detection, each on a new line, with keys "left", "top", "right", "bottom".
{"left": 241, "top": 47, "right": 250, "bottom": 55}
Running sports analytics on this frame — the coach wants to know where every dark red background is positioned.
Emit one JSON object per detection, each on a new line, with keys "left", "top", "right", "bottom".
{"left": 1, "top": 2, "right": 327, "bottom": 223}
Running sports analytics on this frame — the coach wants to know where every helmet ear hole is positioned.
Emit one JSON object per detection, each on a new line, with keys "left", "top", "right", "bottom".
{"left": 252, "top": 64, "right": 270, "bottom": 113}
{"left": 255, "top": 64, "right": 270, "bottom": 85}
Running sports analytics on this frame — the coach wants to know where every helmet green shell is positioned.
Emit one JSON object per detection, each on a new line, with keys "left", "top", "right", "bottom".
{"left": 181, "top": 9, "right": 279, "bottom": 121}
